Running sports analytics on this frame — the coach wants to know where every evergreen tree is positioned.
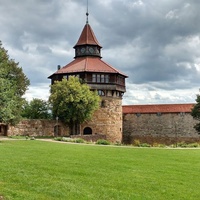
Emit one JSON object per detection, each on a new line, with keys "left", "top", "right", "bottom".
{"left": 0, "top": 41, "right": 30, "bottom": 125}
{"left": 49, "top": 76, "right": 100, "bottom": 135}
{"left": 191, "top": 94, "right": 200, "bottom": 134}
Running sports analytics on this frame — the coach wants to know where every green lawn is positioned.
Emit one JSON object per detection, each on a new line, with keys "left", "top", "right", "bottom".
{"left": 0, "top": 140, "right": 200, "bottom": 200}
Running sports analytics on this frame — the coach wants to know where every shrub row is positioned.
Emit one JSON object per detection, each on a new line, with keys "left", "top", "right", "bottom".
{"left": 6, "top": 136, "right": 200, "bottom": 148}
{"left": 54, "top": 137, "right": 113, "bottom": 145}
{"left": 133, "top": 139, "right": 200, "bottom": 148}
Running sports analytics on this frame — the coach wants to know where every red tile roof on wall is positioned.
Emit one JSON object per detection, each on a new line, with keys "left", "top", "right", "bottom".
{"left": 122, "top": 104, "right": 195, "bottom": 114}
{"left": 74, "top": 23, "right": 102, "bottom": 47}
{"left": 49, "top": 57, "right": 128, "bottom": 77}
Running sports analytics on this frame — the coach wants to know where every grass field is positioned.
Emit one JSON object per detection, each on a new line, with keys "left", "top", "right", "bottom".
{"left": 0, "top": 140, "right": 200, "bottom": 200}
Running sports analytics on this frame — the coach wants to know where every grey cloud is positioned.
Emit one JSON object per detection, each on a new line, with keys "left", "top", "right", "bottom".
{"left": 36, "top": 45, "right": 52, "bottom": 54}
{"left": 0, "top": 0, "right": 199, "bottom": 103}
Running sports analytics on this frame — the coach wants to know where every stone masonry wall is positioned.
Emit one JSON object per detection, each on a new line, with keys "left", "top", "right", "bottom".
{"left": 4, "top": 107, "right": 200, "bottom": 145}
{"left": 7, "top": 119, "right": 69, "bottom": 137}
{"left": 123, "top": 112, "right": 200, "bottom": 145}
{"left": 81, "top": 97, "right": 122, "bottom": 143}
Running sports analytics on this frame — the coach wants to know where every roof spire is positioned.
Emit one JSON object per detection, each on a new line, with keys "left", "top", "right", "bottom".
{"left": 86, "top": 0, "right": 89, "bottom": 24}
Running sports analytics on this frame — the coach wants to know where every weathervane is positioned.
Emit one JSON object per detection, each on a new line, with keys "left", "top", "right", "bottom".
{"left": 86, "top": 0, "right": 89, "bottom": 24}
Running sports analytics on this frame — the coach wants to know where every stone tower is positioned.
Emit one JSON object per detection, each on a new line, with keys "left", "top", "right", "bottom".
{"left": 48, "top": 15, "right": 127, "bottom": 142}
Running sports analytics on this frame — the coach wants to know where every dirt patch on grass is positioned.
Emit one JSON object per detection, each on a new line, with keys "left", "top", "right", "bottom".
{"left": 0, "top": 195, "right": 5, "bottom": 200}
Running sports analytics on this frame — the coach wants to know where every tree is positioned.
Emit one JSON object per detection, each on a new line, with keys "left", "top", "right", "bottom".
{"left": 21, "top": 98, "right": 52, "bottom": 119}
{"left": 49, "top": 76, "right": 100, "bottom": 135}
{"left": 0, "top": 41, "right": 30, "bottom": 125}
{"left": 191, "top": 94, "right": 200, "bottom": 134}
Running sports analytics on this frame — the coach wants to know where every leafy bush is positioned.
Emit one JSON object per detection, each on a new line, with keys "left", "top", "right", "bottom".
{"left": 133, "top": 139, "right": 140, "bottom": 147}
{"left": 74, "top": 138, "right": 85, "bottom": 143}
{"left": 176, "top": 142, "right": 200, "bottom": 148}
{"left": 114, "top": 141, "right": 122, "bottom": 146}
{"left": 177, "top": 142, "right": 188, "bottom": 148}
{"left": 96, "top": 139, "right": 110, "bottom": 145}
{"left": 152, "top": 143, "right": 166, "bottom": 148}
{"left": 132, "top": 140, "right": 151, "bottom": 147}
{"left": 139, "top": 143, "right": 151, "bottom": 147}
{"left": 54, "top": 137, "right": 63, "bottom": 141}
{"left": 54, "top": 137, "right": 85, "bottom": 144}
{"left": 187, "top": 143, "right": 199, "bottom": 148}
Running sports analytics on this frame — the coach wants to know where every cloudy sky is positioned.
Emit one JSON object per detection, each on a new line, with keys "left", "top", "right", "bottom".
{"left": 0, "top": 0, "right": 200, "bottom": 105}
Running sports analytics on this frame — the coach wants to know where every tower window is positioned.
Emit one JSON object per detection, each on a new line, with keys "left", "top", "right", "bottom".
{"left": 92, "top": 74, "right": 110, "bottom": 83}
{"left": 98, "top": 90, "right": 105, "bottom": 96}
{"left": 105, "top": 75, "right": 109, "bottom": 83}
{"left": 157, "top": 112, "right": 162, "bottom": 117}
{"left": 117, "top": 76, "right": 124, "bottom": 85}
{"left": 101, "top": 74, "right": 105, "bottom": 82}
{"left": 97, "top": 74, "right": 100, "bottom": 83}
{"left": 92, "top": 74, "right": 96, "bottom": 82}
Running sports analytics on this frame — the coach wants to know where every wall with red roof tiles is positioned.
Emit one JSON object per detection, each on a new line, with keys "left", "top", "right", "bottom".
{"left": 3, "top": 103, "right": 200, "bottom": 145}
{"left": 123, "top": 111, "right": 200, "bottom": 145}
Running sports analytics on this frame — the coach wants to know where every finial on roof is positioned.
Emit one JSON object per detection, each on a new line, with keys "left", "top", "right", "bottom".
{"left": 86, "top": 0, "right": 89, "bottom": 24}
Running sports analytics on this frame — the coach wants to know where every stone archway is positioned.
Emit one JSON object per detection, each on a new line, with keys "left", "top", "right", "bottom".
{"left": 83, "top": 127, "right": 92, "bottom": 135}
{"left": 0, "top": 124, "right": 8, "bottom": 136}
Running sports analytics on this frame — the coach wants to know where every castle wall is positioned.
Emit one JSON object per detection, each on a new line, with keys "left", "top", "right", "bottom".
{"left": 81, "top": 97, "right": 122, "bottom": 143}
{"left": 123, "top": 112, "right": 200, "bottom": 145}
{"left": 3, "top": 106, "right": 200, "bottom": 145}
{"left": 7, "top": 119, "right": 69, "bottom": 137}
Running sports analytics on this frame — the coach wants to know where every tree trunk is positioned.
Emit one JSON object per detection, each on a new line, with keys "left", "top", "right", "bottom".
{"left": 75, "top": 121, "right": 80, "bottom": 135}
{"left": 69, "top": 120, "right": 74, "bottom": 135}
{"left": 69, "top": 121, "right": 80, "bottom": 135}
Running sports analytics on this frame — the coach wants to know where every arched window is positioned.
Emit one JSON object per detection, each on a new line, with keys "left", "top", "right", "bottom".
{"left": 83, "top": 127, "right": 92, "bottom": 135}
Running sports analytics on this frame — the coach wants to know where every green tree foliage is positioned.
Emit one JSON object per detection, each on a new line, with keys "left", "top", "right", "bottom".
{"left": 49, "top": 76, "right": 100, "bottom": 135}
{"left": 191, "top": 94, "right": 200, "bottom": 134}
{"left": 0, "top": 42, "right": 30, "bottom": 125}
{"left": 21, "top": 98, "right": 52, "bottom": 119}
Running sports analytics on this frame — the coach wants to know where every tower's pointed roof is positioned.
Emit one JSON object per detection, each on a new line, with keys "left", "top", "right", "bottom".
{"left": 74, "top": 23, "right": 102, "bottom": 48}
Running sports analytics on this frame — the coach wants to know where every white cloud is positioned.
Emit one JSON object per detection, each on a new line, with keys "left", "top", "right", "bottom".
{"left": 24, "top": 84, "right": 50, "bottom": 102}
